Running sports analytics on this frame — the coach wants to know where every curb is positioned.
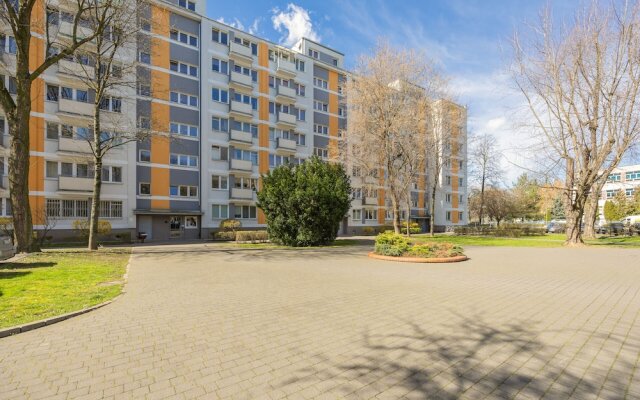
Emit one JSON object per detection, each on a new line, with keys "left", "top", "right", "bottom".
{"left": 0, "top": 255, "right": 133, "bottom": 339}
{"left": 368, "top": 252, "right": 469, "bottom": 263}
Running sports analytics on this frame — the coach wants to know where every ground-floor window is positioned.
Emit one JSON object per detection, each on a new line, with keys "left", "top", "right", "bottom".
{"left": 185, "top": 216, "right": 198, "bottom": 229}
{"left": 46, "top": 199, "right": 123, "bottom": 218}
{"left": 364, "top": 209, "right": 377, "bottom": 220}
{"left": 234, "top": 205, "right": 256, "bottom": 219}
{"left": 212, "top": 204, "right": 229, "bottom": 219}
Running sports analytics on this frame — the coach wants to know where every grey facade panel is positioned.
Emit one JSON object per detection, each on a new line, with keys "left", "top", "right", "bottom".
{"left": 170, "top": 43, "right": 199, "bottom": 66}
{"left": 313, "top": 65, "right": 329, "bottom": 80}
{"left": 170, "top": 107, "right": 199, "bottom": 126}
{"left": 137, "top": 165, "right": 151, "bottom": 183}
{"left": 313, "top": 88, "right": 329, "bottom": 102}
{"left": 314, "top": 112, "right": 329, "bottom": 125}
{"left": 170, "top": 75, "right": 199, "bottom": 95}
{"left": 136, "top": 198, "right": 151, "bottom": 209}
{"left": 339, "top": 117, "right": 347, "bottom": 129}
{"left": 137, "top": 99, "right": 151, "bottom": 119}
{"left": 313, "top": 135, "right": 329, "bottom": 148}
{"left": 319, "top": 52, "right": 338, "bottom": 66}
{"left": 170, "top": 13, "right": 200, "bottom": 36}
{"left": 169, "top": 200, "right": 200, "bottom": 211}
{"left": 170, "top": 168, "right": 199, "bottom": 186}
{"left": 170, "top": 138, "right": 200, "bottom": 155}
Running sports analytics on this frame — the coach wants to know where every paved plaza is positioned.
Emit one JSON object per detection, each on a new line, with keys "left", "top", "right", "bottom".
{"left": 1, "top": 243, "right": 640, "bottom": 399}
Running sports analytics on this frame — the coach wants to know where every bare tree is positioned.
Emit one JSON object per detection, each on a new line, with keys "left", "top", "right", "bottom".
{"left": 484, "top": 187, "right": 515, "bottom": 227}
{"left": 511, "top": 1, "right": 640, "bottom": 245}
{"left": 468, "top": 132, "right": 502, "bottom": 224}
{"left": 64, "top": 1, "right": 151, "bottom": 250}
{"left": 346, "top": 42, "right": 445, "bottom": 234}
{"left": 0, "top": 0, "right": 112, "bottom": 252}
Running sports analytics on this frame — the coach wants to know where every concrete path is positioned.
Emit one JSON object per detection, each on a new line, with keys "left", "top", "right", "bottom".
{"left": 1, "top": 244, "right": 640, "bottom": 399}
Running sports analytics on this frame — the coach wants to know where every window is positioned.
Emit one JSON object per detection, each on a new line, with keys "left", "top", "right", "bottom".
{"left": 46, "top": 122, "right": 59, "bottom": 139}
{"left": 102, "top": 166, "right": 122, "bottom": 183}
{"left": 296, "top": 59, "right": 305, "bottom": 71}
{"left": 231, "top": 121, "right": 258, "bottom": 137}
{"left": 365, "top": 209, "right": 377, "bottom": 220}
{"left": 212, "top": 58, "right": 228, "bottom": 74}
{"left": 212, "top": 88, "right": 229, "bottom": 103}
{"left": 0, "top": 34, "right": 17, "bottom": 54}
{"left": 314, "top": 124, "right": 329, "bottom": 135}
{"left": 211, "top": 175, "right": 228, "bottom": 190}
{"left": 352, "top": 209, "right": 362, "bottom": 221}
{"left": 313, "top": 77, "right": 328, "bottom": 89}
{"left": 459, "top": 212, "right": 464, "bottom": 221}
{"left": 139, "top": 183, "right": 151, "bottom": 195}
{"left": 99, "top": 97, "right": 122, "bottom": 113}
{"left": 211, "top": 145, "right": 228, "bottom": 161}
{"left": 138, "top": 51, "right": 151, "bottom": 64}
{"left": 332, "top": 58, "right": 338, "bottom": 66}
{"left": 170, "top": 153, "right": 198, "bottom": 167}
{"left": 46, "top": 161, "right": 58, "bottom": 178}
{"left": 626, "top": 189, "right": 635, "bottom": 197}
{"left": 459, "top": 178, "right": 464, "bottom": 186}
{"left": 212, "top": 28, "right": 228, "bottom": 45}
{"left": 232, "top": 149, "right": 258, "bottom": 165}
{"left": 314, "top": 100, "right": 328, "bottom": 112}
{"left": 234, "top": 177, "right": 258, "bottom": 190}
{"left": 338, "top": 107, "right": 345, "bottom": 117}
{"left": 139, "top": 150, "right": 151, "bottom": 162}
{"left": 608, "top": 173, "right": 621, "bottom": 182}
{"left": 308, "top": 49, "right": 319, "bottom": 59}
{"left": 46, "top": 84, "right": 59, "bottom": 101}
{"left": 170, "top": 60, "right": 198, "bottom": 77}
{"left": 446, "top": 211, "right": 452, "bottom": 221}
{"left": 170, "top": 91, "right": 198, "bottom": 107}
{"left": 445, "top": 193, "right": 452, "bottom": 203}
{"left": 178, "top": 0, "right": 196, "bottom": 11}
{"left": 352, "top": 188, "right": 362, "bottom": 200}
{"left": 138, "top": 116, "right": 151, "bottom": 130}
{"left": 295, "top": 83, "right": 306, "bottom": 97}
{"left": 233, "top": 64, "right": 257, "bottom": 81}
{"left": 170, "top": 185, "right": 198, "bottom": 197}
{"left": 234, "top": 205, "right": 256, "bottom": 219}
{"left": 170, "top": 122, "right": 198, "bottom": 138}
{"left": 212, "top": 204, "right": 229, "bottom": 219}
{"left": 137, "top": 83, "right": 151, "bottom": 97}
{"left": 170, "top": 29, "right": 198, "bottom": 47}
{"left": 269, "top": 154, "right": 303, "bottom": 168}
{"left": 625, "top": 171, "right": 640, "bottom": 181}
{"left": 232, "top": 92, "right": 258, "bottom": 109}
{"left": 313, "top": 147, "right": 329, "bottom": 159}
{"left": 446, "top": 176, "right": 452, "bottom": 185}
{"left": 606, "top": 190, "right": 617, "bottom": 199}
{"left": 212, "top": 117, "right": 229, "bottom": 132}
{"left": 352, "top": 166, "right": 362, "bottom": 177}
{"left": 76, "top": 164, "right": 93, "bottom": 178}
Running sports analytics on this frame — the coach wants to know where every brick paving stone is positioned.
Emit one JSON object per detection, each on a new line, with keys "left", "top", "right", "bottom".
{"left": 1, "top": 244, "right": 640, "bottom": 399}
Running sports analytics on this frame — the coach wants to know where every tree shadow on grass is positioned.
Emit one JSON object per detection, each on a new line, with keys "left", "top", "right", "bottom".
{"left": 0, "top": 271, "right": 31, "bottom": 280}
{"left": 0, "top": 262, "right": 56, "bottom": 271}
{"left": 278, "top": 312, "right": 635, "bottom": 398}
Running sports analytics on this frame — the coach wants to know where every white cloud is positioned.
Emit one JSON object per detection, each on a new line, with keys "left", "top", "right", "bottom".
{"left": 248, "top": 18, "right": 261, "bottom": 35}
{"left": 485, "top": 117, "right": 506, "bottom": 132}
{"left": 272, "top": 4, "right": 320, "bottom": 46}
{"left": 217, "top": 17, "right": 245, "bottom": 31}
{"left": 217, "top": 17, "right": 261, "bottom": 35}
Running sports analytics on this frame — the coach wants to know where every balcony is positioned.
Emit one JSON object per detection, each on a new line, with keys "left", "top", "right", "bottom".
{"left": 230, "top": 159, "right": 253, "bottom": 172}
{"left": 58, "top": 59, "right": 94, "bottom": 79}
{"left": 275, "top": 85, "right": 296, "bottom": 103}
{"left": 276, "top": 112, "right": 297, "bottom": 128}
{"left": 364, "top": 176, "right": 378, "bottom": 185}
{"left": 58, "top": 176, "right": 93, "bottom": 191}
{"left": 0, "top": 175, "right": 8, "bottom": 191}
{"left": 59, "top": 98, "right": 93, "bottom": 116}
{"left": 364, "top": 197, "right": 378, "bottom": 206}
{"left": 229, "top": 101, "right": 253, "bottom": 118}
{"left": 275, "top": 59, "right": 297, "bottom": 77}
{"left": 58, "top": 137, "right": 93, "bottom": 153}
{"left": 230, "top": 188, "right": 255, "bottom": 201}
{"left": 58, "top": 21, "right": 94, "bottom": 41}
{"left": 229, "top": 71, "right": 253, "bottom": 89}
{"left": 229, "top": 42, "right": 253, "bottom": 62}
{"left": 276, "top": 137, "right": 297, "bottom": 152}
{"left": 229, "top": 129, "right": 253, "bottom": 145}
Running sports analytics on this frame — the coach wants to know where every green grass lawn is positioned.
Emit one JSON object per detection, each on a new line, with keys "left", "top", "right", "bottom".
{"left": 0, "top": 249, "right": 130, "bottom": 329}
{"left": 410, "top": 233, "right": 640, "bottom": 248}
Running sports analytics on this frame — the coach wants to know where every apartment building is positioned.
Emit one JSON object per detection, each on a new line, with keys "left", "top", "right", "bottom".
{"left": 598, "top": 164, "right": 640, "bottom": 222}
{"left": 1, "top": 0, "right": 467, "bottom": 241}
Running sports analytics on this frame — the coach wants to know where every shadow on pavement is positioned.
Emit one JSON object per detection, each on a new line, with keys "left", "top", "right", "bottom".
{"left": 277, "top": 312, "right": 635, "bottom": 398}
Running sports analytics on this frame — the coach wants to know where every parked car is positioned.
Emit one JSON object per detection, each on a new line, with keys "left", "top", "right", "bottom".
{"left": 597, "top": 222, "right": 625, "bottom": 236}
{"left": 546, "top": 221, "right": 566, "bottom": 233}
{"left": 633, "top": 223, "right": 640, "bottom": 236}
{"left": 0, "top": 234, "right": 15, "bottom": 260}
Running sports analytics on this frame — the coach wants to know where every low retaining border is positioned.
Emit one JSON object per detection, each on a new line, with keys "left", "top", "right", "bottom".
{"left": 368, "top": 252, "right": 468, "bottom": 263}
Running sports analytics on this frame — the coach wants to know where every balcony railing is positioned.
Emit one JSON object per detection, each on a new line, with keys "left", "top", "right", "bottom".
{"left": 230, "top": 159, "right": 253, "bottom": 171}
{"left": 59, "top": 99, "right": 93, "bottom": 116}
{"left": 58, "top": 176, "right": 93, "bottom": 191}
{"left": 58, "top": 137, "right": 93, "bottom": 153}
{"left": 364, "top": 197, "right": 378, "bottom": 206}
{"left": 229, "top": 42, "right": 253, "bottom": 61}
{"left": 230, "top": 101, "right": 253, "bottom": 117}
{"left": 58, "top": 59, "right": 94, "bottom": 79}
{"left": 230, "top": 188, "right": 255, "bottom": 200}
{"left": 276, "top": 85, "right": 296, "bottom": 103}
{"left": 230, "top": 71, "right": 253, "bottom": 88}
{"left": 276, "top": 137, "right": 297, "bottom": 152}
{"left": 276, "top": 112, "right": 297, "bottom": 127}
{"left": 230, "top": 130, "right": 253, "bottom": 144}
{"left": 276, "top": 59, "right": 297, "bottom": 77}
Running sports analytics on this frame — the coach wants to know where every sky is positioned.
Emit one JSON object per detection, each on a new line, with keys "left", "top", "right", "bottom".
{"left": 206, "top": 0, "right": 579, "bottom": 184}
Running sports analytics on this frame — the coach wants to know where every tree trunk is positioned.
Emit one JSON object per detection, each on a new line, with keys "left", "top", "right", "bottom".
{"left": 8, "top": 45, "right": 39, "bottom": 252}
{"left": 88, "top": 108, "right": 103, "bottom": 250}
{"left": 88, "top": 159, "right": 103, "bottom": 250}
{"left": 391, "top": 195, "right": 401, "bottom": 234}
{"left": 582, "top": 191, "right": 600, "bottom": 240}
{"left": 406, "top": 197, "right": 411, "bottom": 236}
{"left": 429, "top": 183, "right": 437, "bottom": 237}
{"left": 565, "top": 207, "right": 585, "bottom": 246}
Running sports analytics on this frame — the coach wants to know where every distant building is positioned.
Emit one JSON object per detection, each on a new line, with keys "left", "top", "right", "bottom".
{"left": 598, "top": 164, "right": 640, "bottom": 222}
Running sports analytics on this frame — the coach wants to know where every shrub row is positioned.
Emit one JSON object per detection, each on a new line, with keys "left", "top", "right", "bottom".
{"left": 235, "top": 230, "right": 269, "bottom": 242}
{"left": 454, "top": 224, "right": 545, "bottom": 237}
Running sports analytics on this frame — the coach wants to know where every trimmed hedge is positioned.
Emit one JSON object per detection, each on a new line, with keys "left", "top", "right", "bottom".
{"left": 236, "top": 230, "right": 269, "bottom": 242}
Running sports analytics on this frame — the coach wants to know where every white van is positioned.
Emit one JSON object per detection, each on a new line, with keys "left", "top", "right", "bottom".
{"left": 622, "top": 215, "right": 640, "bottom": 225}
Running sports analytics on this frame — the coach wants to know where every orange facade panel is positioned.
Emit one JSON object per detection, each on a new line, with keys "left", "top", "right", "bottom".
{"left": 151, "top": 37, "right": 170, "bottom": 70}
{"left": 151, "top": 102, "right": 169, "bottom": 135}
{"left": 328, "top": 70, "right": 339, "bottom": 92}
{"left": 29, "top": 156, "right": 45, "bottom": 192}
{"left": 30, "top": 196, "right": 45, "bottom": 225}
{"left": 258, "top": 43, "right": 269, "bottom": 68}
{"left": 29, "top": 115, "right": 44, "bottom": 152}
{"left": 29, "top": 37, "right": 45, "bottom": 72}
{"left": 151, "top": 5, "right": 170, "bottom": 37}
{"left": 151, "top": 70, "right": 170, "bottom": 101}
{"left": 150, "top": 136, "right": 170, "bottom": 165}
{"left": 258, "top": 124, "right": 269, "bottom": 148}
{"left": 258, "top": 151, "right": 269, "bottom": 174}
